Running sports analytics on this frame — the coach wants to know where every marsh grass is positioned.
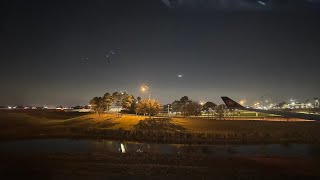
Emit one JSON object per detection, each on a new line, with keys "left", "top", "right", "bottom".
{"left": 134, "top": 118, "right": 186, "bottom": 132}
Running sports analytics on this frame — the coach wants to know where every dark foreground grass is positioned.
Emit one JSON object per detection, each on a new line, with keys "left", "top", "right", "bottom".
{"left": 1, "top": 152, "right": 319, "bottom": 179}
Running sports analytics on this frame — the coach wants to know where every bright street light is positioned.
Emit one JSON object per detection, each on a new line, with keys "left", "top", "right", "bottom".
{"left": 140, "top": 85, "right": 150, "bottom": 100}
{"left": 239, "top": 99, "right": 246, "bottom": 105}
{"left": 199, "top": 101, "right": 206, "bottom": 106}
{"left": 141, "top": 85, "right": 148, "bottom": 92}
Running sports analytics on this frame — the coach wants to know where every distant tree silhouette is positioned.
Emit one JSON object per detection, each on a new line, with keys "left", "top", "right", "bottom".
{"left": 103, "top": 93, "right": 113, "bottom": 111}
{"left": 202, "top": 101, "right": 217, "bottom": 111}
{"left": 216, "top": 104, "right": 226, "bottom": 120}
{"left": 171, "top": 100, "right": 181, "bottom": 113}
{"left": 185, "top": 101, "right": 202, "bottom": 116}
{"left": 89, "top": 97, "right": 104, "bottom": 116}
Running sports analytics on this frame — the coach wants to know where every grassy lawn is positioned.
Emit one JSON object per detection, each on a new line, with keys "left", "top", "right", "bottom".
{"left": 56, "top": 113, "right": 145, "bottom": 130}
{"left": 0, "top": 110, "right": 148, "bottom": 139}
{"left": 1, "top": 110, "right": 320, "bottom": 143}
{"left": 173, "top": 117, "right": 319, "bottom": 133}
{"left": 172, "top": 118, "right": 320, "bottom": 143}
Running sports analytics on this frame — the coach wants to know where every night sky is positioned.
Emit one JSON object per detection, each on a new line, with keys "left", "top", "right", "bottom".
{"left": 1, "top": 0, "right": 320, "bottom": 106}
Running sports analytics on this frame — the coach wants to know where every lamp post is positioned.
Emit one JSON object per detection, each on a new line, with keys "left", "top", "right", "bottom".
{"left": 140, "top": 85, "right": 150, "bottom": 100}
{"left": 116, "top": 92, "right": 124, "bottom": 118}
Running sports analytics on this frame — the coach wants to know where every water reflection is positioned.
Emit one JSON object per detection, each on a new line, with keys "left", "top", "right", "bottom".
{"left": 0, "top": 139, "right": 320, "bottom": 157}
{"left": 119, "top": 143, "right": 126, "bottom": 153}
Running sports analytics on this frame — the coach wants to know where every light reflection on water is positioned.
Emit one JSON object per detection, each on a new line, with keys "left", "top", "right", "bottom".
{"left": 0, "top": 139, "right": 320, "bottom": 157}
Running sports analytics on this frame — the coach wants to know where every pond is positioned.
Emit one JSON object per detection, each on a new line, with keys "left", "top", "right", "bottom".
{"left": 1, "top": 139, "right": 320, "bottom": 157}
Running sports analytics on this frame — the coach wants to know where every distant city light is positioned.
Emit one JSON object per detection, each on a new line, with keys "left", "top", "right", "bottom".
{"left": 239, "top": 99, "right": 246, "bottom": 105}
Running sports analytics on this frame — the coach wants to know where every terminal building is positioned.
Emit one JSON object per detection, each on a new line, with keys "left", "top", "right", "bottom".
{"left": 283, "top": 102, "right": 313, "bottom": 109}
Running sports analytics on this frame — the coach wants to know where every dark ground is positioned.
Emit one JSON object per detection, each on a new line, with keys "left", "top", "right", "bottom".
{"left": 1, "top": 152, "right": 320, "bottom": 180}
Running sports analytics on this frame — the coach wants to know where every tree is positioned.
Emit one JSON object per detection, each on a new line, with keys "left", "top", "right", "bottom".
{"left": 112, "top": 92, "right": 122, "bottom": 107}
{"left": 202, "top": 101, "right": 216, "bottom": 119}
{"left": 90, "top": 91, "right": 138, "bottom": 115}
{"left": 122, "top": 94, "right": 134, "bottom": 110}
{"left": 185, "top": 101, "right": 202, "bottom": 116}
{"left": 136, "top": 99, "right": 162, "bottom": 117}
{"left": 171, "top": 100, "right": 181, "bottom": 113}
{"left": 180, "top": 96, "right": 190, "bottom": 104}
{"left": 89, "top": 97, "right": 104, "bottom": 115}
{"left": 171, "top": 96, "right": 202, "bottom": 117}
{"left": 179, "top": 96, "right": 191, "bottom": 116}
{"left": 103, "top": 93, "right": 113, "bottom": 111}
{"left": 129, "top": 99, "right": 138, "bottom": 114}
{"left": 216, "top": 104, "right": 226, "bottom": 120}
{"left": 202, "top": 101, "right": 217, "bottom": 111}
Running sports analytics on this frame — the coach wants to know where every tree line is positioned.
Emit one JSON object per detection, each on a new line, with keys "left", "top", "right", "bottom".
{"left": 89, "top": 92, "right": 225, "bottom": 117}
{"left": 89, "top": 92, "right": 136, "bottom": 115}
{"left": 168, "top": 96, "right": 227, "bottom": 117}
{"left": 89, "top": 92, "right": 162, "bottom": 116}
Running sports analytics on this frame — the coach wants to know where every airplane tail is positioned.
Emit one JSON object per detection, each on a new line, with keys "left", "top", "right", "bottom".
{"left": 221, "top": 97, "right": 245, "bottom": 109}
